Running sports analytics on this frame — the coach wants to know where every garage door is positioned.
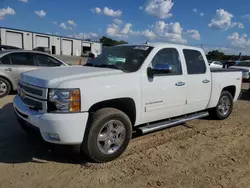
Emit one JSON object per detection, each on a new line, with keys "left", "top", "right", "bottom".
{"left": 62, "top": 39, "right": 72, "bottom": 56}
{"left": 6, "top": 31, "right": 23, "bottom": 48}
{"left": 36, "top": 35, "right": 49, "bottom": 47}
{"left": 82, "top": 42, "right": 91, "bottom": 47}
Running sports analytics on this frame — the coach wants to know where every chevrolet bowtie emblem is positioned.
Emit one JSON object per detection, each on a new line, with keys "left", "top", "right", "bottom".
{"left": 20, "top": 89, "right": 25, "bottom": 98}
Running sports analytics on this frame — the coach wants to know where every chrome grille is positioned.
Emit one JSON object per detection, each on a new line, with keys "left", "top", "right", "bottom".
{"left": 18, "top": 81, "right": 48, "bottom": 100}
{"left": 18, "top": 82, "right": 43, "bottom": 96}
{"left": 18, "top": 81, "right": 48, "bottom": 113}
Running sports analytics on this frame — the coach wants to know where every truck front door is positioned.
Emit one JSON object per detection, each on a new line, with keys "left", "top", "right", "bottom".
{"left": 182, "top": 49, "right": 212, "bottom": 113}
{"left": 141, "top": 47, "right": 187, "bottom": 124}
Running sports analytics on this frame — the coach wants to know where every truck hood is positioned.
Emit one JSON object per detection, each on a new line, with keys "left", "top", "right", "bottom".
{"left": 19, "top": 66, "right": 123, "bottom": 88}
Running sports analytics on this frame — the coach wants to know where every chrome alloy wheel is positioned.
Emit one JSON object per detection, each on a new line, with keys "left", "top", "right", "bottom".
{"left": 97, "top": 120, "right": 126, "bottom": 155}
{"left": 0, "top": 81, "right": 7, "bottom": 94}
{"left": 218, "top": 96, "right": 231, "bottom": 116}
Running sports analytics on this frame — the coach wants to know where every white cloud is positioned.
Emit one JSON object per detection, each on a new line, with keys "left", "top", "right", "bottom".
{"left": 19, "top": 0, "right": 28, "bottom": 2}
{"left": 113, "top": 18, "right": 123, "bottom": 25}
{"left": 105, "top": 20, "right": 200, "bottom": 44}
{"left": 52, "top": 21, "right": 57, "bottom": 25}
{"left": 186, "top": 30, "right": 200, "bottom": 40}
{"left": 70, "top": 32, "right": 99, "bottom": 40}
{"left": 242, "top": 14, "right": 250, "bottom": 21}
{"left": 228, "top": 32, "right": 250, "bottom": 49}
{"left": 208, "top": 9, "right": 244, "bottom": 30}
{"left": 91, "top": 7, "right": 101, "bottom": 14}
{"left": 141, "top": 29, "right": 156, "bottom": 39}
{"left": 193, "top": 8, "right": 204, "bottom": 17}
{"left": 68, "top": 20, "right": 76, "bottom": 26}
{"left": 144, "top": 0, "right": 174, "bottom": 19}
{"left": 231, "top": 22, "right": 244, "bottom": 29}
{"left": 106, "top": 23, "right": 123, "bottom": 37}
{"left": 103, "top": 7, "right": 122, "bottom": 17}
{"left": 106, "top": 22, "right": 139, "bottom": 38}
{"left": 152, "top": 21, "right": 187, "bottom": 43}
{"left": 0, "top": 7, "right": 15, "bottom": 20}
{"left": 121, "top": 23, "right": 132, "bottom": 34}
{"left": 34, "top": 10, "right": 46, "bottom": 18}
{"left": 193, "top": 8, "right": 198, "bottom": 13}
{"left": 59, "top": 23, "right": 68, "bottom": 30}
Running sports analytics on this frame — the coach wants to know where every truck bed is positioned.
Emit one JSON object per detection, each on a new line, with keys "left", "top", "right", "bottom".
{"left": 207, "top": 69, "right": 242, "bottom": 109}
{"left": 210, "top": 68, "right": 242, "bottom": 73}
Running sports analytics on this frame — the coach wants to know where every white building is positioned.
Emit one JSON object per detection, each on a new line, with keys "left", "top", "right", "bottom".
{"left": 0, "top": 27, "right": 102, "bottom": 57}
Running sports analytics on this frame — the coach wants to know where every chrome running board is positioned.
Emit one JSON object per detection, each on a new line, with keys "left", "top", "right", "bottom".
{"left": 137, "top": 111, "right": 209, "bottom": 134}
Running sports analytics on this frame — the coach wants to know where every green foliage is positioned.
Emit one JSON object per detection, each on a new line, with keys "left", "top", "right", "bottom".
{"left": 99, "top": 36, "right": 128, "bottom": 47}
{"left": 206, "top": 50, "right": 225, "bottom": 60}
{"left": 206, "top": 50, "right": 250, "bottom": 61}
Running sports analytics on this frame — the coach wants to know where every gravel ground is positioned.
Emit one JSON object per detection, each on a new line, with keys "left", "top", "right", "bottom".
{"left": 0, "top": 84, "right": 250, "bottom": 188}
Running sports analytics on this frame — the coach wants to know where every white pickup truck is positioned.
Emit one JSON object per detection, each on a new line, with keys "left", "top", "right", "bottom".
{"left": 13, "top": 43, "right": 242, "bottom": 163}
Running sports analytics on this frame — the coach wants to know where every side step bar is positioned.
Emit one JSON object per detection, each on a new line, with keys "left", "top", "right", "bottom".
{"left": 136, "top": 111, "right": 209, "bottom": 135}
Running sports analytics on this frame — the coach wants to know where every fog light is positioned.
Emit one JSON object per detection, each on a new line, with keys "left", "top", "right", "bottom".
{"left": 48, "top": 133, "right": 60, "bottom": 141}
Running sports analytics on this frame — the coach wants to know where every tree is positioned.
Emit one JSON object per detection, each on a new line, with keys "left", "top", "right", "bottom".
{"left": 99, "top": 36, "right": 128, "bottom": 47}
{"left": 206, "top": 50, "right": 225, "bottom": 60}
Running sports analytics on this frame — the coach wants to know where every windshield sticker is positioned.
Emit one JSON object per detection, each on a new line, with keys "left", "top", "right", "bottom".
{"left": 134, "top": 46, "right": 149, "bottom": 50}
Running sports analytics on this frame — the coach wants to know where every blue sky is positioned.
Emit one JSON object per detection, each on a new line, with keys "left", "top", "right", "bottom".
{"left": 0, "top": 0, "right": 250, "bottom": 54}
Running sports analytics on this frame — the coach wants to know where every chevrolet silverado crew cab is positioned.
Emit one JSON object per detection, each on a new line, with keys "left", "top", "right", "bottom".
{"left": 13, "top": 43, "right": 242, "bottom": 163}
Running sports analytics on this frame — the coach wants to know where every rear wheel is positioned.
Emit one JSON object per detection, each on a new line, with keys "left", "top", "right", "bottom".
{"left": 81, "top": 108, "right": 132, "bottom": 163}
{"left": 209, "top": 91, "right": 233, "bottom": 120}
{"left": 0, "top": 77, "right": 11, "bottom": 98}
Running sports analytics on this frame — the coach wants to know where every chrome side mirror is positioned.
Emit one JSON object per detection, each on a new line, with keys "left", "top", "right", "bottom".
{"left": 147, "top": 64, "right": 173, "bottom": 78}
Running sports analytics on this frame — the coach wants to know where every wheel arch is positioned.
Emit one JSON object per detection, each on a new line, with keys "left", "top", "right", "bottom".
{"left": 88, "top": 98, "right": 137, "bottom": 127}
{"left": 222, "top": 85, "right": 236, "bottom": 99}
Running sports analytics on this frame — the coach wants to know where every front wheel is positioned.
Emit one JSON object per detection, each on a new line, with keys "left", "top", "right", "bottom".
{"left": 0, "top": 77, "right": 11, "bottom": 98}
{"left": 81, "top": 108, "right": 132, "bottom": 163}
{"left": 209, "top": 91, "right": 233, "bottom": 120}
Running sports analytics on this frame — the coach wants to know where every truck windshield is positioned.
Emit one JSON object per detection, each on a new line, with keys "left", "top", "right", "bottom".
{"left": 85, "top": 45, "right": 154, "bottom": 72}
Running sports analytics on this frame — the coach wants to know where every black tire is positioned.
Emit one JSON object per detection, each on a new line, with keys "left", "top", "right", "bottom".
{"left": 0, "top": 77, "right": 11, "bottom": 98}
{"left": 209, "top": 91, "right": 233, "bottom": 120}
{"left": 81, "top": 108, "right": 132, "bottom": 163}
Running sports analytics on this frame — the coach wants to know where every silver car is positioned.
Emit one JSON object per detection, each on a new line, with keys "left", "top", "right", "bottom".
{"left": 0, "top": 50, "right": 69, "bottom": 97}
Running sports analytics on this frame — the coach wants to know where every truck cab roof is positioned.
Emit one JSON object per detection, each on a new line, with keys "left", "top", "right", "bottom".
{"left": 116, "top": 42, "right": 203, "bottom": 51}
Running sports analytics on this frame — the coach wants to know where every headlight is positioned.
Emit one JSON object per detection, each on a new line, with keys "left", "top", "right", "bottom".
{"left": 48, "top": 88, "right": 81, "bottom": 113}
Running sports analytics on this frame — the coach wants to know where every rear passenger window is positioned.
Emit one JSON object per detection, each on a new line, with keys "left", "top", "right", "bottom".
{"left": 152, "top": 48, "right": 182, "bottom": 75}
{"left": 10, "top": 53, "right": 36, "bottom": 66}
{"left": 183, "top": 49, "right": 206, "bottom": 74}
{"left": 0, "top": 55, "right": 10, "bottom": 65}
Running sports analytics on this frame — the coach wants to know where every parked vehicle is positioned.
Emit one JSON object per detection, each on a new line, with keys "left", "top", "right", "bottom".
{"left": 33, "top": 47, "right": 51, "bottom": 54}
{"left": 229, "top": 60, "right": 250, "bottom": 82}
{"left": 0, "top": 45, "right": 21, "bottom": 51}
{"left": 81, "top": 51, "right": 93, "bottom": 57}
{"left": 208, "top": 60, "right": 223, "bottom": 68}
{"left": 0, "top": 50, "right": 69, "bottom": 97}
{"left": 13, "top": 43, "right": 242, "bottom": 163}
{"left": 222, "top": 60, "right": 236, "bottom": 68}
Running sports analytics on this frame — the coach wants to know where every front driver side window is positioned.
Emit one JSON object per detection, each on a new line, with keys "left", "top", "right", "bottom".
{"left": 151, "top": 48, "right": 182, "bottom": 75}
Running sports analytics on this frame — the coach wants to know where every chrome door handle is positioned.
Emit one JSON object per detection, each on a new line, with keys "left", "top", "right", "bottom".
{"left": 5, "top": 68, "right": 12, "bottom": 72}
{"left": 202, "top": 79, "right": 210, "bottom": 83}
{"left": 175, "top": 82, "right": 185, "bottom": 86}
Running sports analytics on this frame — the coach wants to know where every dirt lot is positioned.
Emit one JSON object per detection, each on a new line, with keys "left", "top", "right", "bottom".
{"left": 1, "top": 84, "right": 250, "bottom": 188}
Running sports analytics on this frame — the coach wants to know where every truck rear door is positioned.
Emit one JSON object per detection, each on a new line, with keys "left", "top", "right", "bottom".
{"left": 182, "top": 49, "right": 212, "bottom": 113}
